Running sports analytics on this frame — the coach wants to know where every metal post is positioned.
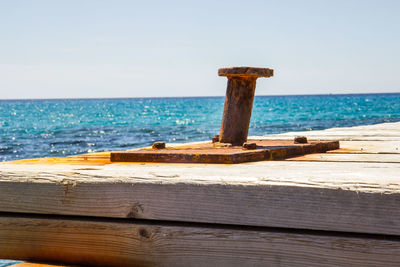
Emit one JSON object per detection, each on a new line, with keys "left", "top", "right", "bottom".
{"left": 218, "top": 67, "right": 273, "bottom": 146}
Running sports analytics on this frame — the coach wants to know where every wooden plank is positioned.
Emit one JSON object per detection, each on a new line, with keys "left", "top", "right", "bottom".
{"left": 1, "top": 215, "right": 400, "bottom": 267}
{"left": 276, "top": 122, "right": 400, "bottom": 135}
{"left": 287, "top": 153, "right": 400, "bottom": 163}
{"left": 277, "top": 130, "right": 400, "bottom": 137}
{"left": 254, "top": 135, "right": 400, "bottom": 141}
{"left": 314, "top": 122, "right": 400, "bottom": 131}
{"left": 253, "top": 121, "right": 400, "bottom": 141}
{"left": 12, "top": 263, "right": 67, "bottom": 267}
{"left": 330, "top": 140, "right": 400, "bottom": 154}
{"left": 1, "top": 161, "right": 400, "bottom": 235}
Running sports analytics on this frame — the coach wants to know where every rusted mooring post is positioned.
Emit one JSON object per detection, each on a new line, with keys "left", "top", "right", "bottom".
{"left": 110, "top": 66, "right": 340, "bottom": 164}
{"left": 218, "top": 67, "right": 274, "bottom": 145}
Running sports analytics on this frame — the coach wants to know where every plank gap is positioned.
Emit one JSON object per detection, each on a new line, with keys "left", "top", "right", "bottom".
{"left": 2, "top": 211, "right": 400, "bottom": 242}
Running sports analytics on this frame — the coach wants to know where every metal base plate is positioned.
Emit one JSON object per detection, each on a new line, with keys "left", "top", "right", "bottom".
{"left": 110, "top": 140, "right": 339, "bottom": 164}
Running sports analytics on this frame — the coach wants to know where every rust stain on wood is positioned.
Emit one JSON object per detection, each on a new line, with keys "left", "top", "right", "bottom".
{"left": 12, "top": 263, "right": 68, "bottom": 267}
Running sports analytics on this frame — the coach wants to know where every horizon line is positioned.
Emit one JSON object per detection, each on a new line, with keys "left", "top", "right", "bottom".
{"left": 1, "top": 91, "right": 399, "bottom": 101}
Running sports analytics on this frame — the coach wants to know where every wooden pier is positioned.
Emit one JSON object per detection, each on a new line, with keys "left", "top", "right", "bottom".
{"left": 1, "top": 122, "right": 400, "bottom": 266}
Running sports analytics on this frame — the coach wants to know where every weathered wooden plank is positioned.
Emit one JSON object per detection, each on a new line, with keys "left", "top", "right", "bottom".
{"left": 254, "top": 135, "right": 400, "bottom": 141}
{"left": 12, "top": 263, "right": 66, "bottom": 267}
{"left": 276, "top": 122, "right": 400, "bottom": 135}
{"left": 1, "top": 215, "right": 400, "bottom": 267}
{"left": 288, "top": 153, "right": 400, "bottom": 163}
{"left": 316, "top": 122, "right": 400, "bottom": 131}
{"left": 330, "top": 140, "right": 400, "bottom": 154}
{"left": 1, "top": 161, "right": 400, "bottom": 235}
{"left": 253, "top": 140, "right": 400, "bottom": 154}
{"left": 253, "top": 121, "right": 400, "bottom": 141}
{"left": 278, "top": 130, "right": 400, "bottom": 137}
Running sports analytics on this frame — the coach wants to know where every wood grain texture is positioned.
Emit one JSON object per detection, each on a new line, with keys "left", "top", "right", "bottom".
{"left": 288, "top": 153, "right": 400, "bottom": 163}
{"left": 1, "top": 160, "right": 400, "bottom": 235}
{"left": 2, "top": 215, "right": 400, "bottom": 267}
{"left": 328, "top": 140, "right": 400, "bottom": 154}
{"left": 254, "top": 135, "right": 400, "bottom": 141}
{"left": 254, "top": 122, "right": 400, "bottom": 141}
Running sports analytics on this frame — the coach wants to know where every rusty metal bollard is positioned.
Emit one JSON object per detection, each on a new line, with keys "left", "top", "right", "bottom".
{"left": 218, "top": 67, "right": 273, "bottom": 146}
{"left": 110, "top": 66, "right": 340, "bottom": 164}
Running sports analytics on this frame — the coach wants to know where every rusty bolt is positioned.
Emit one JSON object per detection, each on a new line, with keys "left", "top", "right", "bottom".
{"left": 242, "top": 142, "right": 257, "bottom": 150}
{"left": 152, "top": 141, "right": 166, "bottom": 149}
{"left": 294, "top": 136, "right": 308, "bottom": 144}
{"left": 218, "top": 67, "right": 273, "bottom": 146}
{"left": 212, "top": 134, "right": 220, "bottom": 143}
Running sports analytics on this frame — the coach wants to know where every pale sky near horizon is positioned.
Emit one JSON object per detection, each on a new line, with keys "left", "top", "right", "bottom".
{"left": 0, "top": 0, "right": 399, "bottom": 99}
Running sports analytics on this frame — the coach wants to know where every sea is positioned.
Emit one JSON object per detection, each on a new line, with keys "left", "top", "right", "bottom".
{"left": 1, "top": 93, "right": 400, "bottom": 162}
{"left": 0, "top": 93, "right": 400, "bottom": 265}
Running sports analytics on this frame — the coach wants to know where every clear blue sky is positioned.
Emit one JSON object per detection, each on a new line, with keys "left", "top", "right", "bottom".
{"left": 0, "top": 0, "right": 399, "bottom": 99}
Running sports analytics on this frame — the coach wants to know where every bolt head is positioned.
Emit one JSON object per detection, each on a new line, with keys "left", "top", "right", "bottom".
{"left": 152, "top": 141, "right": 166, "bottom": 149}
{"left": 212, "top": 135, "right": 220, "bottom": 143}
{"left": 294, "top": 136, "right": 308, "bottom": 144}
{"left": 242, "top": 142, "right": 257, "bottom": 150}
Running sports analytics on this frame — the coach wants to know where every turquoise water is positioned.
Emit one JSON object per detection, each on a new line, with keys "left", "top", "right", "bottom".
{"left": 0, "top": 260, "right": 22, "bottom": 267}
{"left": 1, "top": 93, "right": 400, "bottom": 162}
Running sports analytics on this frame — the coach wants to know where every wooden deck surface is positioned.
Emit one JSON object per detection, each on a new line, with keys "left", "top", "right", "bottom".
{"left": 1, "top": 122, "right": 400, "bottom": 266}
